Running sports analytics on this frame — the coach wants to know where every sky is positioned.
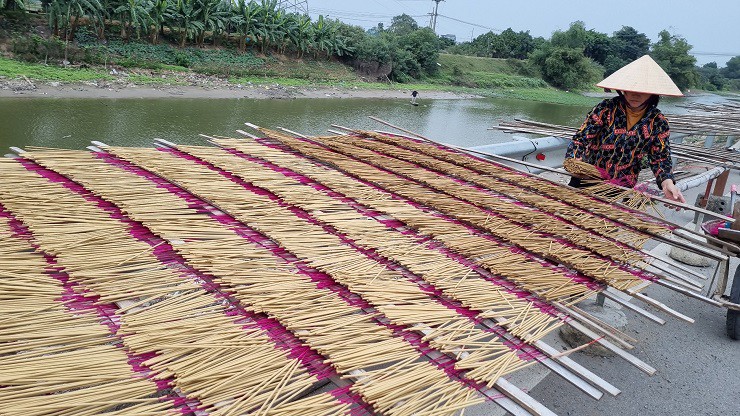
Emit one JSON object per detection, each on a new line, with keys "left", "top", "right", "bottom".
{"left": 303, "top": 0, "right": 739, "bottom": 67}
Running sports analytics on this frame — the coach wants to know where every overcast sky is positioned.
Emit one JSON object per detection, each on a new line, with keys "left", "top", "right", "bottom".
{"left": 304, "top": 0, "right": 738, "bottom": 67}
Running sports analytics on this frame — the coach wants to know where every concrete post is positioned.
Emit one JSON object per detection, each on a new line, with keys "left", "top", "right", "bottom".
{"left": 726, "top": 135, "right": 736, "bottom": 149}
{"left": 705, "top": 134, "right": 716, "bottom": 148}
{"left": 671, "top": 134, "right": 685, "bottom": 168}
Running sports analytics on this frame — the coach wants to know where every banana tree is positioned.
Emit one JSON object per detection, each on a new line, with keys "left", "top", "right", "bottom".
{"left": 166, "top": 0, "right": 203, "bottom": 47}
{"left": 312, "top": 14, "right": 336, "bottom": 59}
{"left": 193, "top": 0, "right": 226, "bottom": 46}
{"left": 48, "top": 0, "right": 103, "bottom": 40}
{"left": 210, "top": 0, "right": 230, "bottom": 45}
{"left": 273, "top": 10, "right": 296, "bottom": 54}
{"left": 1, "top": 0, "right": 26, "bottom": 11}
{"left": 148, "top": 0, "right": 170, "bottom": 44}
{"left": 114, "top": 0, "right": 152, "bottom": 40}
{"left": 254, "top": 0, "right": 277, "bottom": 53}
{"left": 232, "top": 0, "right": 258, "bottom": 52}
{"left": 291, "top": 13, "right": 312, "bottom": 58}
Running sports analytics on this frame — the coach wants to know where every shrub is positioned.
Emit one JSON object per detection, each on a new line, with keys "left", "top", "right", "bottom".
{"left": 530, "top": 43, "right": 602, "bottom": 90}
{"left": 173, "top": 52, "right": 191, "bottom": 68}
{"left": 74, "top": 27, "right": 98, "bottom": 47}
{"left": 11, "top": 34, "right": 68, "bottom": 62}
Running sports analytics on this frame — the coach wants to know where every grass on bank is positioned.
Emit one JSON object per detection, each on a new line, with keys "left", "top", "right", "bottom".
{"left": 0, "top": 56, "right": 112, "bottom": 81}
{"left": 1, "top": 49, "right": 600, "bottom": 105}
{"left": 0, "top": 56, "right": 186, "bottom": 84}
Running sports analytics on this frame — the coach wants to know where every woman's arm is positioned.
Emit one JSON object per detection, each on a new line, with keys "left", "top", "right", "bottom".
{"left": 649, "top": 115, "right": 686, "bottom": 203}
{"left": 565, "top": 101, "right": 608, "bottom": 160}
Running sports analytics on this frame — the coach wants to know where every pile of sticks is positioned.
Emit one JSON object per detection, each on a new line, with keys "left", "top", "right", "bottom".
{"left": 0, "top": 117, "right": 729, "bottom": 416}
{"left": 493, "top": 100, "right": 740, "bottom": 137}
{"left": 491, "top": 118, "right": 740, "bottom": 170}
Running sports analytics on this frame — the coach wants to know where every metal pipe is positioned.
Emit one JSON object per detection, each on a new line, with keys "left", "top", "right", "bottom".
{"left": 675, "top": 166, "right": 729, "bottom": 192}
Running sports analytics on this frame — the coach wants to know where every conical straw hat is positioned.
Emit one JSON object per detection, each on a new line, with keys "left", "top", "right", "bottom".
{"left": 597, "top": 55, "right": 683, "bottom": 97}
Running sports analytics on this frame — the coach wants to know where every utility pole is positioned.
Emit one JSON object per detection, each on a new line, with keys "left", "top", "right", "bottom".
{"left": 429, "top": 0, "right": 444, "bottom": 33}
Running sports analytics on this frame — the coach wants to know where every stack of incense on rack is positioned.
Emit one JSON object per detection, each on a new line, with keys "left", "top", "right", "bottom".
{"left": 0, "top": 121, "right": 727, "bottom": 416}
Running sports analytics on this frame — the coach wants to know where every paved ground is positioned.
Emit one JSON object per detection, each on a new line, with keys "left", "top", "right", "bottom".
{"left": 526, "top": 170, "right": 740, "bottom": 416}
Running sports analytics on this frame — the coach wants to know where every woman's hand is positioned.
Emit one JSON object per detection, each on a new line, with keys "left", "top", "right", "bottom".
{"left": 661, "top": 179, "right": 686, "bottom": 205}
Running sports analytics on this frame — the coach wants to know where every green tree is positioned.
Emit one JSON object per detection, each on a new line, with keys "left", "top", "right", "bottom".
{"left": 551, "top": 21, "right": 588, "bottom": 49}
{"left": 254, "top": 0, "right": 278, "bottom": 53}
{"left": 291, "top": 14, "right": 313, "bottom": 58}
{"left": 604, "top": 26, "right": 650, "bottom": 75}
{"left": 114, "top": 0, "right": 152, "bottom": 40}
{"left": 438, "top": 35, "right": 455, "bottom": 50}
{"left": 312, "top": 14, "right": 345, "bottom": 58}
{"left": 389, "top": 45, "right": 421, "bottom": 81}
{"left": 194, "top": 0, "right": 228, "bottom": 46}
{"left": 449, "top": 29, "right": 536, "bottom": 59}
{"left": 334, "top": 21, "right": 367, "bottom": 60}
{"left": 166, "top": 0, "right": 203, "bottom": 47}
{"left": 530, "top": 42, "right": 602, "bottom": 90}
{"left": 469, "top": 31, "right": 497, "bottom": 57}
{"left": 551, "top": 21, "right": 611, "bottom": 65}
{"left": 366, "top": 22, "right": 383, "bottom": 36}
{"left": 612, "top": 26, "right": 649, "bottom": 61}
{"left": 148, "top": 0, "right": 170, "bottom": 44}
{"left": 1, "top": 0, "right": 26, "bottom": 11}
{"left": 501, "top": 29, "right": 537, "bottom": 59}
{"left": 722, "top": 56, "right": 740, "bottom": 79}
{"left": 48, "top": 0, "right": 104, "bottom": 40}
{"left": 650, "top": 30, "right": 698, "bottom": 90}
{"left": 396, "top": 27, "right": 439, "bottom": 75}
{"left": 697, "top": 62, "right": 727, "bottom": 91}
{"left": 354, "top": 35, "right": 392, "bottom": 65}
{"left": 232, "top": 0, "right": 259, "bottom": 52}
{"left": 583, "top": 30, "right": 611, "bottom": 65}
{"left": 388, "top": 13, "right": 418, "bottom": 36}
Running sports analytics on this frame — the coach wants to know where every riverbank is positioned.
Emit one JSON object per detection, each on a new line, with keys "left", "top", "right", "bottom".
{"left": 0, "top": 77, "right": 481, "bottom": 100}
{"left": 0, "top": 56, "right": 600, "bottom": 105}
{"left": 0, "top": 75, "right": 599, "bottom": 104}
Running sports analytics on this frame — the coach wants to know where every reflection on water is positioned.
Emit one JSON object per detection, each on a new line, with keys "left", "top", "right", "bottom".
{"left": 0, "top": 94, "right": 714, "bottom": 151}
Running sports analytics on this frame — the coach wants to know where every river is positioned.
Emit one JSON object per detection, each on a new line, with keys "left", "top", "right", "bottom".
{"left": 0, "top": 94, "right": 719, "bottom": 151}
{"left": 1, "top": 96, "right": 593, "bottom": 150}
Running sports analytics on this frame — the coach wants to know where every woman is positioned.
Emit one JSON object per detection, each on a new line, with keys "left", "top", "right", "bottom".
{"left": 565, "top": 55, "right": 686, "bottom": 204}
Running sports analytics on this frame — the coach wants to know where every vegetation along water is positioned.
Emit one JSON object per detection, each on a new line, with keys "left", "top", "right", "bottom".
{"left": 2, "top": 1, "right": 739, "bottom": 103}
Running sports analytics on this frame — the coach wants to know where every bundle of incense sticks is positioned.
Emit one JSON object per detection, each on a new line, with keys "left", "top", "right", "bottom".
{"left": 101, "top": 147, "right": 539, "bottom": 383}
{"left": 563, "top": 158, "right": 604, "bottom": 180}
{"left": 0, "top": 218, "right": 179, "bottom": 416}
{"left": 216, "top": 136, "right": 603, "bottom": 302}
{"left": 324, "top": 135, "right": 651, "bottom": 266}
{"left": 21, "top": 150, "right": 492, "bottom": 414}
{"left": 263, "top": 132, "right": 650, "bottom": 293}
{"left": 172, "top": 144, "right": 563, "bottom": 340}
{"left": 241, "top": 131, "right": 704, "bottom": 300}
{"left": 0, "top": 159, "right": 353, "bottom": 416}
{"left": 354, "top": 130, "right": 673, "bottom": 236}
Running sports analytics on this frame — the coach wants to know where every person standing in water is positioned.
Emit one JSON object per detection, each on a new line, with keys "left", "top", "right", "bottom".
{"left": 410, "top": 90, "right": 419, "bottom": 105}
{"left": 565, "top": 55, "right": 686, "bottom": 204}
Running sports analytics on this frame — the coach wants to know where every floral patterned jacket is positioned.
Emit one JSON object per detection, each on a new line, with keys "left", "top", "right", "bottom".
{"left": 565, "top": 97, "right": 674, "bottom": 188}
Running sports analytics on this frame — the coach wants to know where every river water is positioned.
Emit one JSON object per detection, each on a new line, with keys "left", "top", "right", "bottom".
{"left": 1, "top": 96, "right": 594, "bottom": 150}
{"left": 0, "top": 94, "right": 719, "bottom": 151}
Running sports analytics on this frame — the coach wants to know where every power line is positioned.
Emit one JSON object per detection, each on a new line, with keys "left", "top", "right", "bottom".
{"left": 308, "top": 8, "right": 427, "bottom": 24}
{"left": 311, "top": 8, "right": 404, "bottom": 18}
{"left": 389, "top": 0, "right": 415, "bottom": 14}
{"left": 692, "top": 51, "right": 740, "bottom": 57}
{"left": 436, "top": 14, "right": 502, "bottom": 32}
